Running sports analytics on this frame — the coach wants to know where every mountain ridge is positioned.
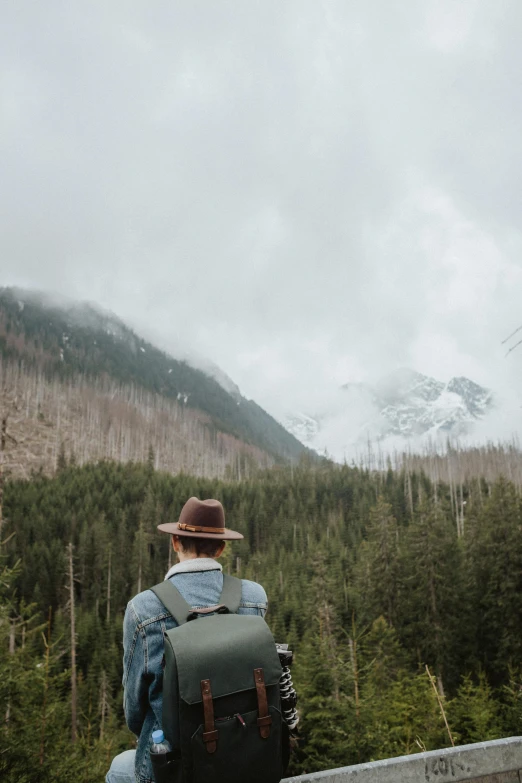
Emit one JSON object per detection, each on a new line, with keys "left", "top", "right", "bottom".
{"left": 0, "top": 287, "right": 310, "bottom": 476}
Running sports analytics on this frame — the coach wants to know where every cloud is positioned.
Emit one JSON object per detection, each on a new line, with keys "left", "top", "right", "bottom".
{"left": 2, "top": 0, "right": 522, "bottom": 437}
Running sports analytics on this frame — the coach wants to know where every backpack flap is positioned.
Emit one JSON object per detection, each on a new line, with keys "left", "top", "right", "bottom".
{"left": 165, "top": 613, "right": 285, "bottom": 783}
{"left": 165, "top": 614, "right": 282, "bottom": 705}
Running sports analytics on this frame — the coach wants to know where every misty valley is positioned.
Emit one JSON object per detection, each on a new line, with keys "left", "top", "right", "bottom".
{"left": 2, "top": 289, "right": 522, "bottom": 781}
{"left": 4, "top": 4, "right": 522, "bottom": 781}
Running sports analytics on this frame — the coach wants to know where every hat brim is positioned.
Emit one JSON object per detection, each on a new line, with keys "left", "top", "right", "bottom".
{"left": 157, "top": 522, "right": 244, "bottom": 541}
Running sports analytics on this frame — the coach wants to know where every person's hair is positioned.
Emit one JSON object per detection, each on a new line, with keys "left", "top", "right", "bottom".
{"left": 175, "top": 535, "right": 225, "bottom": 558}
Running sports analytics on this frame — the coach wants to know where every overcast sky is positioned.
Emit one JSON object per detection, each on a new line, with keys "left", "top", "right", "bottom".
{"left": 3, "top": 1, "right": 522, "bottom": 419}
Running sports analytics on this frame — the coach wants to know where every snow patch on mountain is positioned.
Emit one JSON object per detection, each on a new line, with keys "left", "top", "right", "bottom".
{"left": 285, "top": 412, "right": 321, "bottom": 444}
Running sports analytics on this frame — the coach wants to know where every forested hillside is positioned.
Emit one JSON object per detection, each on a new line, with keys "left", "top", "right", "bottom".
{"left": 2, "top": 458, "right": 522, "bottom": 781}
{"left": 0, "top": 359, "right": 275, "bottom": 480}
{"left": 0, "top": 287, "right": 308, "bottom": 477}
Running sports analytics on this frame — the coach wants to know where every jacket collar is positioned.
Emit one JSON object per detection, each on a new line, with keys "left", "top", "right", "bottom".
{"left": 164, "top": 557, "right": 223, "bottom": 580}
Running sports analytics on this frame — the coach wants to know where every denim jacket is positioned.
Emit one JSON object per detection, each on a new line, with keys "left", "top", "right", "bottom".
{"left": 122, "top": 558, "right": 268, "bottom": 783}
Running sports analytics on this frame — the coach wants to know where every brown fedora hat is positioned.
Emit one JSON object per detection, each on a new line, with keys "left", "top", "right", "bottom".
{"left": 157, "top": 497, "right": 244, "bottom": 541}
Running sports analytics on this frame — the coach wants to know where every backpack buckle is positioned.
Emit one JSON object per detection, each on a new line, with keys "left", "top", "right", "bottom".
{"left": 187, "top": 605, "right": 229, "bottom": 622}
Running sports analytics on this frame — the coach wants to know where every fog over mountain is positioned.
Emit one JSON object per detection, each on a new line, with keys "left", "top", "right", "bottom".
{"left": 283, "top": 367, "right": 522, "bottom": 461}
{"left": 3, "top": 2, "right": 522, "bottom": 437}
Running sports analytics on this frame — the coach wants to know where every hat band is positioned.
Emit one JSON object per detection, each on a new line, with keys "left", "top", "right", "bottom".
{"left": 178, "top": 522, "right": 226, "bottom": 535}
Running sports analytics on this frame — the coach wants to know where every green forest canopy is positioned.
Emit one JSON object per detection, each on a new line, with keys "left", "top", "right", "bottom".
{"left": 2, "top": 457, "right": 522, "bottom": 781}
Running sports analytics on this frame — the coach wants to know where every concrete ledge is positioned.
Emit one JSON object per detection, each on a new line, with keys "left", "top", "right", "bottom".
{"left": 283, "top": 737, "right": 522, "bottom": 783}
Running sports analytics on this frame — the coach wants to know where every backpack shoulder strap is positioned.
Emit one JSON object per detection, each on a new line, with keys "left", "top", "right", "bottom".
{"left": 150, "top": 581, "right": 192, "bottom": 626}
{"left": 219, "top": 574, "right": 242, "bottom": 614}
{"left": 151, "top": 574, "right": 242, "bottom": 623}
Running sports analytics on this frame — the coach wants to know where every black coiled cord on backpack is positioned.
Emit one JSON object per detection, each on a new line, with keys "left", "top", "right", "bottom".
{"left": 275, "top": 644, "right": 299, "bottom": 731}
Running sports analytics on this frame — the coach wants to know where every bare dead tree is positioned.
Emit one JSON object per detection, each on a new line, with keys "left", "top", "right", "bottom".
{"left": 8, "top": 619, "right": 15, "bottom": 654}
{"left": 426, "top": 665, "right": 454, "bottom": 746}
{"left": 67, "top": 543, "right": 77, "bottom": 744}
{"left": 4, "top": 619, "right": 16, "bottom": 727}
{"left": 99, "top": 670, "right": 108, "bottom": 741}
{"left": 137, "top": 523, "right": 143, "bottom": 595}
{"left": 106, "top": 547, "right": 112, "bottom": 624}
{"left": 0, "top": 400, "right": 19, "bottom": 550}
{"left": 348, "top": 619, "right": 360, "bottom": 719}
{"left": 39, "top": 608, "right": 52, "bottom": 767}
{"left": 505, "top": 337, "right": 522, "bottom": 357}
{"left": 0, "top": 411, "right": 7, "bottom": 547}
{"left": 406, "top": 471, "right": 414, "bottom": 518}
{"left": 502, "top": 324, "right": 522, "bottom": 345}
{"left": 319, "top": 600, "right": 340, "bottom": 702}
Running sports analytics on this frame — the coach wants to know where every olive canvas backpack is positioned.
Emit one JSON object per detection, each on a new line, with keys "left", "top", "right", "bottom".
{"left": 149, "top": 575, "right": 288, "bottom": 783}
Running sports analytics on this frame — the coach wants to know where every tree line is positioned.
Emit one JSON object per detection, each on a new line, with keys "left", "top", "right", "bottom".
{"left": 1, "top": 456, "right": 522, "bottom": 781}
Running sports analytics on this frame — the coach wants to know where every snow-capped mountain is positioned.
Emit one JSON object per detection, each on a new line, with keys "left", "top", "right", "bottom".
{"left": 347, "top": 368, "right": 493, "bottom": 438}
{"left": 284, "top": 368, "right": 494, "bottom": 455}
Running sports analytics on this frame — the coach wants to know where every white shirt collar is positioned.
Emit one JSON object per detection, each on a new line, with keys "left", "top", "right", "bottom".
{"left": 164, "top": 557, "right": 223, "bottom": 580}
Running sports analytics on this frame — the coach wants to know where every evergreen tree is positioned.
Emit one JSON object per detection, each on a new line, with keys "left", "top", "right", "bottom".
{"left": 397, "top": 500, "right": 464, "bottom": 691}
{"left": 447, "top": 674, "right": 502, "bottom": 745}
{"left": 355, "top": 499, "right": 400, "bottom": 627}
{"left": 466, "top": 478, "right": 522, "bottom": 680}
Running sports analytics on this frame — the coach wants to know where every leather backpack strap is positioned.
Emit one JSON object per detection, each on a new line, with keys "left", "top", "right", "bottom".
{"left": 219, "top": 574, "right": 242, "bottom": 614}
{"left": 150, "top": 581, "right": 193, "bottom": 626}
{"left": 254, "top": 668, "right": 272, "bottom": 738}
{"left": 201, "top": 679, "right": 218, "bottom": 753}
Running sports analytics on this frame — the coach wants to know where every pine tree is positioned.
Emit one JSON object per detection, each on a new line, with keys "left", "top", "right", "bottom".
{"left": 355, "top": 499, "right": 400, "bottom": 627}
{"left": 397, "top": 500, "right": 463, "bottom": 692}
{"left": 466, "top": 478, "right": 522, "bottom": 680}
{"left": 447, "top": 674, "right": 502, "bottom": 745}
